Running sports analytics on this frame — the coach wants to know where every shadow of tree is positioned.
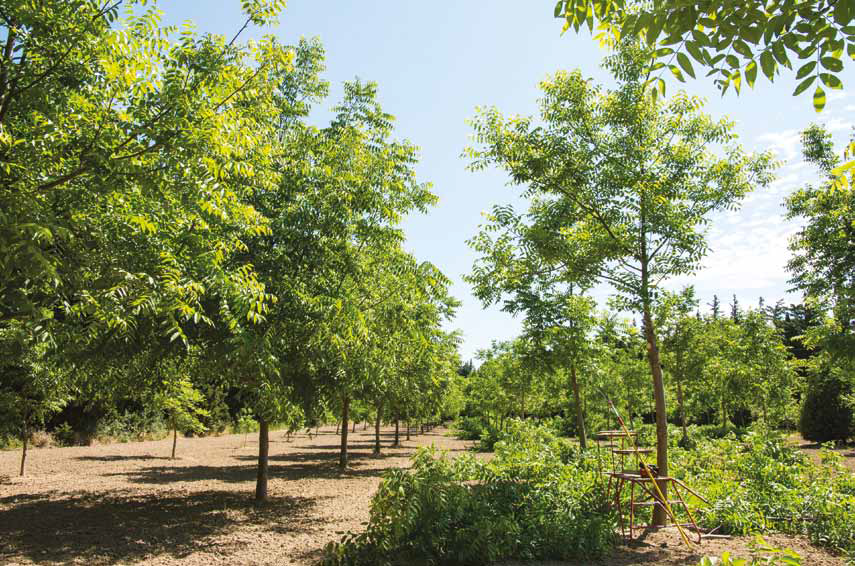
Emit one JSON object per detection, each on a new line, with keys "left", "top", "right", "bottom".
{"left": 75, "top": 455, "right": 173, "bottom": 462}
{"left": 107, "top": 453, "right": 402, "bottom": 485}
{"left": 0, "top": 489, "right": 321, "bottom": 565}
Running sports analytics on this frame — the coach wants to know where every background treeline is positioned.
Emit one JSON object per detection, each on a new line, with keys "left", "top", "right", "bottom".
{"left": 458, "top": 293, "right": 852, "bottom": 453}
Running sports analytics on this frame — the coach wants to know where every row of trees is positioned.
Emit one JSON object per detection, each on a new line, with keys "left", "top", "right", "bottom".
{"left": 464, "top": 292, "right": 809, "bottom": 445}
{"left": 0, "top": 0, "right": 462, "bottom": 500}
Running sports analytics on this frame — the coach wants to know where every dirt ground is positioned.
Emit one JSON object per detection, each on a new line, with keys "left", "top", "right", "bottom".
{"left": 790, "top": 433, "right": 855, "bottom": 472}
{"left": 0, "top": 426, "right": 848, "bottom": 566}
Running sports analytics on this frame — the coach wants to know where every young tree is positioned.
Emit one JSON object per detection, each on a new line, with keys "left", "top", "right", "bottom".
{"left": 466, "top": 45, "right": 774, "bottom": 524}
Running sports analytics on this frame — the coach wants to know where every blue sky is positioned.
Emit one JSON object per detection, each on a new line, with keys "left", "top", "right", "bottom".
{"left": 158, "top": 1, "right": 854, "bottom": 362}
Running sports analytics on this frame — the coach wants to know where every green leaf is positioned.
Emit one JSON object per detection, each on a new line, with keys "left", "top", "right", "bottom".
{"left": 685, "top": 41, "right": 705, "bottom": 64}
{"left": 795, "top": 61, "right": 817, "bottom": 79}
{"left": 744, "top": 60, "right": 757, "bottom": 87}
{"left": 553, "top": 1, "right": 565, "bottom": 18}
{"left": 669, "top": 64, "right": 685, "bottom": 82}
{"left": 732, "top": 40, "right": 753, "bottom": 58}
{"left": 813, "top": 85, "right": 826, "bottom": 112}
{"left": 820, "top": 56, "right": 843, "bottom": 72}
{"left": 849, "top": 43, "right": 855, "bottom": 60}
{"left": 677, "top": 52, "right": 696, "bottom": 78}
{"left": 759, "top": 50, "right": 776, "bottom": 80}
{"left": 793, "top": 75, "right": 816, "bottom": 96}
{"left": 820, "top": 73, "right": 843, "bottom": 89}
{"left": 646, "top": 17, "right": 664, "bottom": 46}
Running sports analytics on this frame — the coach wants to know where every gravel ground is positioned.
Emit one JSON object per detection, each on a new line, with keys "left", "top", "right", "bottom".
{"left": 0, "top": 426, "right": 847, "bottom": 566}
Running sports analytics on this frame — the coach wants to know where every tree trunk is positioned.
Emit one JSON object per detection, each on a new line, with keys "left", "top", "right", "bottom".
{"left": 352, "top": 421, "right": 355, "bottom": 433}
{"left": 171, "top": 416, "right": 178, "bottom": 459}
{"left": 393, "top": 417, "right": 400, "bottom": 447}
{"left": 335, "top": 421, "right": 340, "bottom": 435}
{"left": 642, "top": 307, "right": 669, "bottom": 527}
{"left": 406, "top": 418, "right": 411, "bottom": 440}
{"left": 255, "top": 418, "right": 269, "bottom": 502}
{"left": 339, "top": 396, "right": 349, "bottom": 469}
{"left": 373, "top": 401, "right": 382, "bottom": 456}
{"left": 676, "top": 376, "right": 688, "bottom": 444}
{"left": 19, "top": 413, "right": 28, "bottom": 477}
{"left": 570, "top": 362, "right": 587, "bottom": 450}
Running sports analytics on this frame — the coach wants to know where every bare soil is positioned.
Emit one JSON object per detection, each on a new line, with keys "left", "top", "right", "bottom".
{"left": 0, "top": 427, "right": 847, "bottom": 565}
{"left": 790, "top": 433, "right": 855, "bottom": 472}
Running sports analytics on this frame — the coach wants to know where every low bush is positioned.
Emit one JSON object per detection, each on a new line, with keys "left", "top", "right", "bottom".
{"left": 800, "top": 369, "right": 853, "bottom": 442}
{"left": 453, "top": 416, "right": 502, "bottom": 451}
{"left": 674, "top": 430, "right": 855, "bottom": 560}
{"left": 324, "top": 421, "right": 614, "bottom": 565}
{"left": 698, "top": 536, "right": 802, "bottom": 565}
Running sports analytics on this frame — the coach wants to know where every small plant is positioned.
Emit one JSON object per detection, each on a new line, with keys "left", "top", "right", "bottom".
{"left": 698, "top": 536, "right": 802, "bottom": 565}
{"left": 324, "top": 422, "right": 614, "bottom": 565}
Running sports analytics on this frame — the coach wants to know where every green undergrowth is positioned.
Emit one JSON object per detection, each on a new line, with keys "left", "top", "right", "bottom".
{"left": 323, "top": 421, "right": 615, "bottom": 565}
{"left": 674, "top": 429, "right": 855, "bottom": 561}
{"left": 329, "top": 420, "right": 854, "bottom": 565}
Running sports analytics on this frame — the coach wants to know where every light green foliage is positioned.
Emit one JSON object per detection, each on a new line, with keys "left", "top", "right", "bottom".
{"left": 553, "top": 0, "right": 853, "bottom": 106}
{"left": 698, "top": 536, "right": 802, "bottom": 566}
{"left": 155, "top": 375, "right": 209, "bottom": 436}
{"left": 323, "top": 421, "right": 614, "bottom": 566}
{"left": 675, "top": 431, "right": 855, "bottom": 558}
{"left": 787, "top": 126, "right": 855, "bottom": 327}
{"left": 466, "top": 44, "right": 775, "bottom": 502}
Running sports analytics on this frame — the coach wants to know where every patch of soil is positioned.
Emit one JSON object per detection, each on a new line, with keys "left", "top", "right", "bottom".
{"left": 0, "top": 425, "right": 467, "bottom": 565}
{"left": 790, "top": 433, "right": 855, "bottom": 473}
{"left": 500, "top": 531, "right": 845, "bottom": 565}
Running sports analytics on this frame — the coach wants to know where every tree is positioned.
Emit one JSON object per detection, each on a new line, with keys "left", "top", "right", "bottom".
{"left": 553, "top": 0, "right": 855, "bottom": 188}
{"left": 153, "top": 361, "right": 209, "bottom": 459}
{"left": 554, "top": 0, "right": 853, "bottom": 108}
{"left": 657, "top": 287, "right": 700, "bottom": 444}
{"left": 466, "top": 45, "right": 774, "bottom": 524}
{"left": 787, "top": 125, "right": 855, "bottom": 327}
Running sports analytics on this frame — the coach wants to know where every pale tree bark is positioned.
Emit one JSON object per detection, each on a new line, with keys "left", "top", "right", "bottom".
{"left": 642, "top": 307, "right": 669, "bottom": 526}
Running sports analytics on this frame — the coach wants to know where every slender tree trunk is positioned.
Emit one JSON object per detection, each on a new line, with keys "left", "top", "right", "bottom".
{"left": 393, "top": 416, "right": 400, "bottom": 447}
{"left": 352, "top": 421, "right": 356, "bottom": 433}
{"left": 406, "top": 417, "right": 411, "bottom": 441}
{"left": 171, "top": 415, "right": 178, "bottom": 459}
{"left": 570, "top": 362, "right": 587, "bottom": 450}
{"left": 339, "top": 396, "right": 349, "bottom": 469}
{"left": 335, "top": 421, "right": 340, "bottom": 435}
{"left": 642, "top": 307, "right": 669, "bottom": 526}
{"left": 676, "top": 376, "right": 688, "bottom": 444}
{"left": 19, "top": 412, "right": 28, "bottom": 477}
{"left": 373, "top": 401, "right": 382, "bottom": 456}
{"left": 255, "top": 418, "right": 269, "bottom": 502}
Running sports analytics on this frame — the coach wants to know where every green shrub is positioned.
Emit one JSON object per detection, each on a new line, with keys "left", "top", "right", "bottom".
{"left": 674, "top": 431, "right": 855, "bottom": 559}
{"left": 453, "top": 416, "right": 502, "bottom": 451}
{"left": 800, "top": 370, "right": 853, "bottom": 442}
{"left": 698, "top": 536, "right": 802, "bottom": 565}
{"left": 53, "top": 422, "right": 75, "bottom": 447}
{"left": 324, "top": 421, "right": 614, "bottom": 565}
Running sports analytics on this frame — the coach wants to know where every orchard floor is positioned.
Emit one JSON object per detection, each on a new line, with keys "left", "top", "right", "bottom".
{"left": 0, "top": 427, "right": 847, "bottom": 566}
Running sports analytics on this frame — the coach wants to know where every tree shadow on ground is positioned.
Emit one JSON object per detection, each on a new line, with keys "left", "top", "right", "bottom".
{"left": 107, "top": 454, "right": 401, "bottom": 485}
{"left": 74, "top": 455, "right": 173, "bottom": 462}
{"left": 0, "top": 489, "right": 322, "bottom": 565}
